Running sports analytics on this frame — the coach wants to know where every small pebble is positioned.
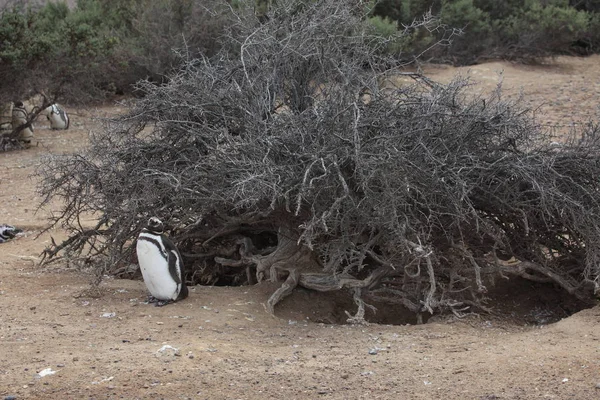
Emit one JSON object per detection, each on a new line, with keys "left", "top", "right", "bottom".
{"left": 595, "top": 382, "right": 600, "bottom": 389}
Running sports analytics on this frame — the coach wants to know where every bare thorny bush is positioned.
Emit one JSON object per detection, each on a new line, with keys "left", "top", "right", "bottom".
{"left": 38, "top": 0, "right": 600, "bottom": 322}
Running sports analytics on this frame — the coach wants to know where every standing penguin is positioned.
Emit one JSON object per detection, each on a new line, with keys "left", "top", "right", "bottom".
{"left": 11, "top": 101, "right": 34, "bottom": 146}
{"left": 43, "top": 104, "right": 69, "bottom": 130}
{"left": 136, "top": 217, "right": 188, "bottom": 306}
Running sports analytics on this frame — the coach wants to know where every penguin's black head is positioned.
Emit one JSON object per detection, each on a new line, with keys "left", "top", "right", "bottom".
{"left": 0, "top": 224, "right": 21, "bottom": 241}
{"left": 146, "top": 217, "right": 164, "bottom": 234}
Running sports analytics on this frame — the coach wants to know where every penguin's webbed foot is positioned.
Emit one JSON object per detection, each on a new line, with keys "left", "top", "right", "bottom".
{"left": 144, "top": 295, "right": 173, "bottom": 306}
{"left": 146, "top": 295, "right": 160, "bottom": 304}
{"left": 155, "top": 300, "right": 173, "bottom": 307}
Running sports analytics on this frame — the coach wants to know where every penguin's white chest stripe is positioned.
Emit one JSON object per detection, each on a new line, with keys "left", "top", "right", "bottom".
{"left": 138, "top": 233, "right": 169, "bottom": 261}
{"left": 136, "top": 232, "right": 180, "bottom": 301}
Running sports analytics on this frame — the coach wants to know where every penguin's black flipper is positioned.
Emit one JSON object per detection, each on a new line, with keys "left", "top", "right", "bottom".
{"left": 177, "top": 282, "right": 189, "bottom": 301}
{"left": 161, "top": 234, "right": 189, "bottom": 301}
{"left": 160, "top": 236, "right": 183, "bottom": 283}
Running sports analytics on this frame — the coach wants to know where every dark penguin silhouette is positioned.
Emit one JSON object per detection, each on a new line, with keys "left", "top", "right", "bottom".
{"left": 136, "top": 217, "right": 188, "bottom": 306}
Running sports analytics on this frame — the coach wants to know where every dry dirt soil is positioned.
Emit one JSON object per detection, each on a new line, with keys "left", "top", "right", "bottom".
{"left": 1, "top": 56, "right": 600, "bottom": 400}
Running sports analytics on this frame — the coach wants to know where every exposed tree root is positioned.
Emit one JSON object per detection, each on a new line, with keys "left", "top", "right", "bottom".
{"left": 266, "top": 268, "right": 300, "bottom": 314}
{"left": 345, "top": 288, "right": 377, "bottom": 325}
{"left": 214, "top": 227, "right": 394, "bottom": 315}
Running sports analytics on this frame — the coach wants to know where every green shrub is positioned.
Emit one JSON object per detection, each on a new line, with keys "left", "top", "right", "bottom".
{"left": 584, "top": 11, "right": 600, "bottom": 52}
{"left": 372, "top": 0, "right": 600, "bottom": 64}
{"left": 0, "top": 1, "right": 122, "bottom": 105}
{"left": 0, "top": 0, "right": 232, "bottom": 102}
{"left": 570, "top": 0, "right": 600, "bottom": 12}
{"left": 0, "top": 8, "right": 51, "bottom": 64}
{"left": 372, "top": 0, "right": 405, "bottom": 22}
{"left": 369, "top": 14, "right": 399, "bottom": 38}
{"left": 368, "top": 15, "right": 405, "bottom": 53}
{"left": 499, "top": 2, "right": 590, "bottom": 59}
{"left": 432, "top": 0, "right": 493, "bottom": 63}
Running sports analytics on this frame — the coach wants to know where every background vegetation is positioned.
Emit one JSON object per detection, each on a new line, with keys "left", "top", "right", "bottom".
{"left": 2, "top": 0, "right": 600, "bottom": 106}
{"left": 371, "top": 0, "right": 600, "bottom": 64}
{"left": 0, "top": 0, "right": 229, "bottom": 106}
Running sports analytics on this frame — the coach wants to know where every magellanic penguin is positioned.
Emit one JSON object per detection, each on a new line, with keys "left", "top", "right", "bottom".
{"left": 136, "top": 217, "right": 188, "bottom": 306}
{"left": 11, "top": 101, "right": 34, "bottom": 146}
{"left": 44, "top": 104, "right": 69, "bottom": 130}
{"left": 0, "top": 224, "right": 22, "bottom": 243}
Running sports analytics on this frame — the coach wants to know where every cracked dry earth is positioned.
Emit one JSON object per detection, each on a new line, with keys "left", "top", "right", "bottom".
{"left": 1, "top": 56, "right": 600, "bottom": 399}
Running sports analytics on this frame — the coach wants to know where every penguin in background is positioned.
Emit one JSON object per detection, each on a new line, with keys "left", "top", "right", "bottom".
{"left": 43, "top": 104, "right": 69, "bottom": 130}
{"left": 11, "top": 101, "right": 34, "bottom": 146}
{"left": 136, "top": 217, "right": 188, "bottom": 306}
{"left": 0, "top": 224, "right": 22, "bottom": 243}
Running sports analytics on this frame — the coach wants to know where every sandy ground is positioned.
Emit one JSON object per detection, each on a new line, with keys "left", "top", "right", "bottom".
{"left": 419, "top": 55, "right": 600, "bottom": 133}
{"left": 1, "top": 56, "right": 600, "bottom": 400}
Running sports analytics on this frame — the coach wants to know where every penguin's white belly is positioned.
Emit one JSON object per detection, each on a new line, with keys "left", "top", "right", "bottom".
{"left": 136, "top": 239, "right": 179, "bottom": 301}
{"left": 49, "top": 113, "right": 67, "bottom": 129}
